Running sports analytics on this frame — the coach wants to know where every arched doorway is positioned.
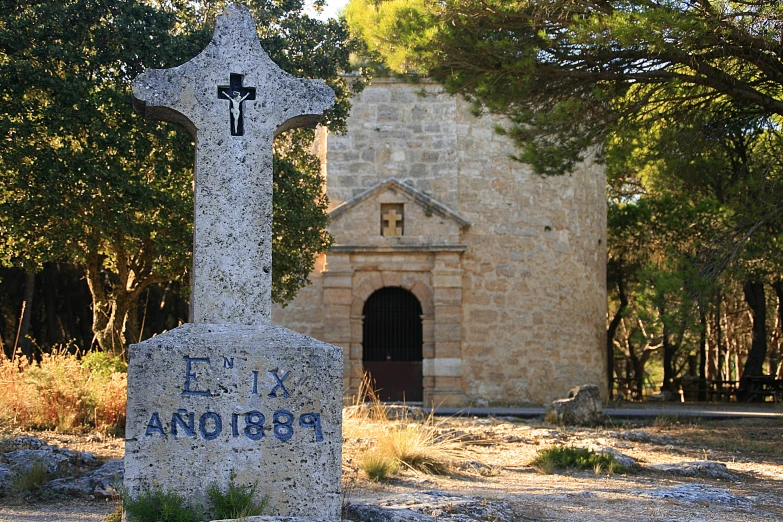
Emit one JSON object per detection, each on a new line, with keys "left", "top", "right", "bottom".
{"left": 362, "top": 287, "right": 423, "bottom": 402}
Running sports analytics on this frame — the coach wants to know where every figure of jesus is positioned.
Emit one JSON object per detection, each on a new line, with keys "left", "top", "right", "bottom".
{"left": 227, "top": 90, "right": 251, "bottom": 134}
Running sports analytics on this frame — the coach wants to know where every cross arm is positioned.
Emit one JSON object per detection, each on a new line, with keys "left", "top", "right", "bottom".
{"left": 132, "top": 68, "right": 198, "bottom": 137}
{"left": 273, "top": 78, "right": 335, "bottom": 137}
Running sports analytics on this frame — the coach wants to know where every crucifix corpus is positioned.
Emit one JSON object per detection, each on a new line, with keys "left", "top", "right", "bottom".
{"left": 124, "top": 4, "right": 343, "bottom": 518}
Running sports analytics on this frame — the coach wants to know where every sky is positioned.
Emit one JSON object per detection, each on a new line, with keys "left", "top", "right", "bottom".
{"left": 311, "top": 0, "right": 350, "bottom": 20}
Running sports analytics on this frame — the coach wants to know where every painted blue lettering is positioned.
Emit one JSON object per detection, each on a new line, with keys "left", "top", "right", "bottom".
{"left": 273, "top": 409, "right": 294, "bottom": 441}
{"left": 145, "top": 412, "right": 166, "bottom": 437}
{"left": 199, "top": 412, "right": 222, "bottom": 440}
{"left": 223, "top": 357, "right": 234, "bottom": 369}
{"left": 299, "top": 413, "right": 323, "bottom": 442}
{"left": 171, "top": 409, "right": 195, "bottom": 437}
{"left": 268, "top": 370, "right": 291, "bottom": 398}
{"left": 244, "top": 410, "right": 265, "bottom": 441}
{"left": 251, "top": 370, "right": 259, "bottom": 394}
{"left": 182, "top": 356, "right": 211, "bottom": 397}
{"left": 231, "top": 413, "right": 240, "bottom": 438}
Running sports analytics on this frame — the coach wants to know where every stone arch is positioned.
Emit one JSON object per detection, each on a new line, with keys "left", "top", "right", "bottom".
{"left": 351, "top": 272, "right": 434, "bottom": 317}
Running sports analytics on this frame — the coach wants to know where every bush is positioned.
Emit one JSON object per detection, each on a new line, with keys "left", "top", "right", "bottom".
{"left": 0, "top": 348, "right": 127, "bottom": 434}
{"left": 531, "top": 446, "right": 626, "bottom": 475}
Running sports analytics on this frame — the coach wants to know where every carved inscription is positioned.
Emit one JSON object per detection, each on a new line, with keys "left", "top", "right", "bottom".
{"left": 146, "top": 355, "right": 324, "bottom": 443}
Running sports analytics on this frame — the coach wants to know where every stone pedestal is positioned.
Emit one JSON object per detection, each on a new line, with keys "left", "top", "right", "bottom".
{"left": 124, "top": 323, "right": 342, "bottom": 518}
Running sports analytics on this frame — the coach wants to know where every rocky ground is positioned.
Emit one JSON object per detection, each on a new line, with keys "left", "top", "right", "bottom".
{"left": 1, "top": 413, "right": 782, "bottom": 521}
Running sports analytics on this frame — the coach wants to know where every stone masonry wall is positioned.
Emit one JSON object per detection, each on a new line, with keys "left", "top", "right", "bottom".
{"left": 273, "top": 78, "right": 607, "bottom": 404}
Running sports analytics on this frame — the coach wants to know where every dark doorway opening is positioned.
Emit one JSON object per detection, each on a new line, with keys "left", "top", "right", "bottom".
{"left": 362, "top": 287, "right": 423, "bottom": 402}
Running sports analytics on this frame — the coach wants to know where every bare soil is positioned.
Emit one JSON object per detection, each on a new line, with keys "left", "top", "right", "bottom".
{"left": 2, "top": 415, "right": 783, "bottom": 521}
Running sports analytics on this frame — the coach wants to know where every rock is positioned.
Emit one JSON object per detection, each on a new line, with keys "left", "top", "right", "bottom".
{"left": 610, "top": 430, "right": 675, "bottom": 445}
{"left": 0, "top": 463, "right": 13, "bottom": 494}
{"left": 0, "top": 436, "right": 45, "bottom": 453}
{"left": 4, "top": 449, "right": 71, "bottom": 475}
{"left": 2, "top": 445, "right": 97, "bottom": 476}
{"left": 547, "top": 384, "right": 604, "bottom": 426}
{"left": 648, "top": 461, "right": 737, "bottom": 480}
{"left": 45, "top": 459, "right": 124, "bottom": 498}
{"left": 589, "top": 446, "right": 638, "bottom": 469}
{"left": 636, "top": 483, "right": 749, "bottom": 505}
{"left": 343, "top": 491, "right": 521, "bottom": 522}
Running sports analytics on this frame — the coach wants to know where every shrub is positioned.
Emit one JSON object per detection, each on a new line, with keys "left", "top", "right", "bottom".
{"left": 0, "top": 348, "right": 126, "bottom": 434}
{"left": 531, "top": 446, "right": 626, "bottom": 475}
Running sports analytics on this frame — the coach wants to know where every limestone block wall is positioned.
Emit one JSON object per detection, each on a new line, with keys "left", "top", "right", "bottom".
{"left": 273, "top": 78, "right": 607, "bottom": 405}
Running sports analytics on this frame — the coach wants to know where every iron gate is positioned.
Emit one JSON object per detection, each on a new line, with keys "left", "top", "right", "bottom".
{"left": 362, "top": 287, "right": 423, "bottom": 402}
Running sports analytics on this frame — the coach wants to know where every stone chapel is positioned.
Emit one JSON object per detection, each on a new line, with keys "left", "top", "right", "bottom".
{"left": 272, "top": 78, "right": 607, "bottom": 406}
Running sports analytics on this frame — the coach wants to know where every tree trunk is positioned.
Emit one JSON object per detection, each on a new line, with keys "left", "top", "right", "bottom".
{"left": 661, "top": 305, "right": 676, "bottom": 395}
{"left": 773, "top": 281, "right": 783, "bottom": 379}
{"left": 16, "top": 272, "right": 36, "bottom": 360}
{"left": 698, "top": 305, "right": 707, "bottom": 401}
{"left": 739, "top": 280, "right": 768, "bottom": 401}
{"left": 606, "top": 272, "right": 629, "bottom": 400}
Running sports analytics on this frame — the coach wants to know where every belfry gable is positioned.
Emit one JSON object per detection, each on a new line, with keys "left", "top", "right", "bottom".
{"left": 328, "top": 178, "right": 470, "bottom": 248}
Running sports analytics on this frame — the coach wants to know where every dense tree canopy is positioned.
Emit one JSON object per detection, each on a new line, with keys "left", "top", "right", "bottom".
{"left": 0, "top": 0, "right": 364, "bottom": 355}
{"left": 346, "top": 0, "right": 783, "bottom": 174}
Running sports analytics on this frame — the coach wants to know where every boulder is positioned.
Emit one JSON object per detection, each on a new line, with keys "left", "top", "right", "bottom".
{"left": 547, "top": 384, "right": 604, "bottom": 426}
{"left": 45, "top": 459, "right": 124, "bottom": 498}
{"left": 648, "top": 461, "right": 737, "bottom": 480}
{"left": 343, "top": 491, "right": 520, "bottom": 522}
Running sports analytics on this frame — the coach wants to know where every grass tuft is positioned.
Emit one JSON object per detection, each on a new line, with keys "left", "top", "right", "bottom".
{"left": 531, "top": 446, "right": 626, "bottom": 475}
{"left": 360, "top": 451, "right": 400, "bottom": 481}
{"left": 346, "top": 373, "right": 463, "bottom": 479}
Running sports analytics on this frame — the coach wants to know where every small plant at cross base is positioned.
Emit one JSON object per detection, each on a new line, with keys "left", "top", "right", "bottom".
{"left": 531, "top": 446, "right": 626, "bottom": 475}
{"left": 206, "top": 471, "right": 269, "bottom": 519}
{"left": 121, "top": 485, "right": 205, "bottom": 522}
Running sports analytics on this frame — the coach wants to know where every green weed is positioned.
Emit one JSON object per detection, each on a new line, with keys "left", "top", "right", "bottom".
{"left": 531, "top": 446, "right": 626, "bottom": 475}
{"left": 122, "top": 486, "right": 205, "bottom": 522}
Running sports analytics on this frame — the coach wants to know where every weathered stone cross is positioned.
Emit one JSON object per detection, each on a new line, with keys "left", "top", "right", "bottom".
{"left": 132, "top": 3, "right": 334, "bottom": 325}
{"left": 383, "top": 208, "right": 403, "bottom": 236}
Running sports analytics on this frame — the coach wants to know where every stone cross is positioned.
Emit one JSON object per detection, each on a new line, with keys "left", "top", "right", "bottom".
{"left": 125, "top": 5, "right": 343, "bottom": 518}
{"left": 132, "top": 3, "right": 334, "bottom": 325}
{"left": 383, "top": 208, "right": 403, "bottom": 236}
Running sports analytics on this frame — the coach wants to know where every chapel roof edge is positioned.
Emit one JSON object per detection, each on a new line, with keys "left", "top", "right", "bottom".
{"left": 329, "top": 178, "right": 470, "bottom": 228}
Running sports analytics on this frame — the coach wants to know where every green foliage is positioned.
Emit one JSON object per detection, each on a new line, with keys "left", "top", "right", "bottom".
{"left": 123, "top": 486, "right": 205, "bottom": 522}
{"left": 80, "top": 351, "right": 128, "bottom": 377}
{"left": 1, "top": 0, "right": 368, "bottom": 354}
{"left": 531, "top": 446, "right": 625, "bottom": 475}
{"left": 347, "top": 0, "right": 783, "bottom": 176}
{"left": 205, "top": 472, "right": 268, "bottom": 519}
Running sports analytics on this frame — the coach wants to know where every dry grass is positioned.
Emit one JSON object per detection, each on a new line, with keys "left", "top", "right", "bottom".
{"left": 345, "top": 374, "right": 464, "bottom": 480}
{"left": 0, "top": 349, "right": 127, "bottom": 434}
